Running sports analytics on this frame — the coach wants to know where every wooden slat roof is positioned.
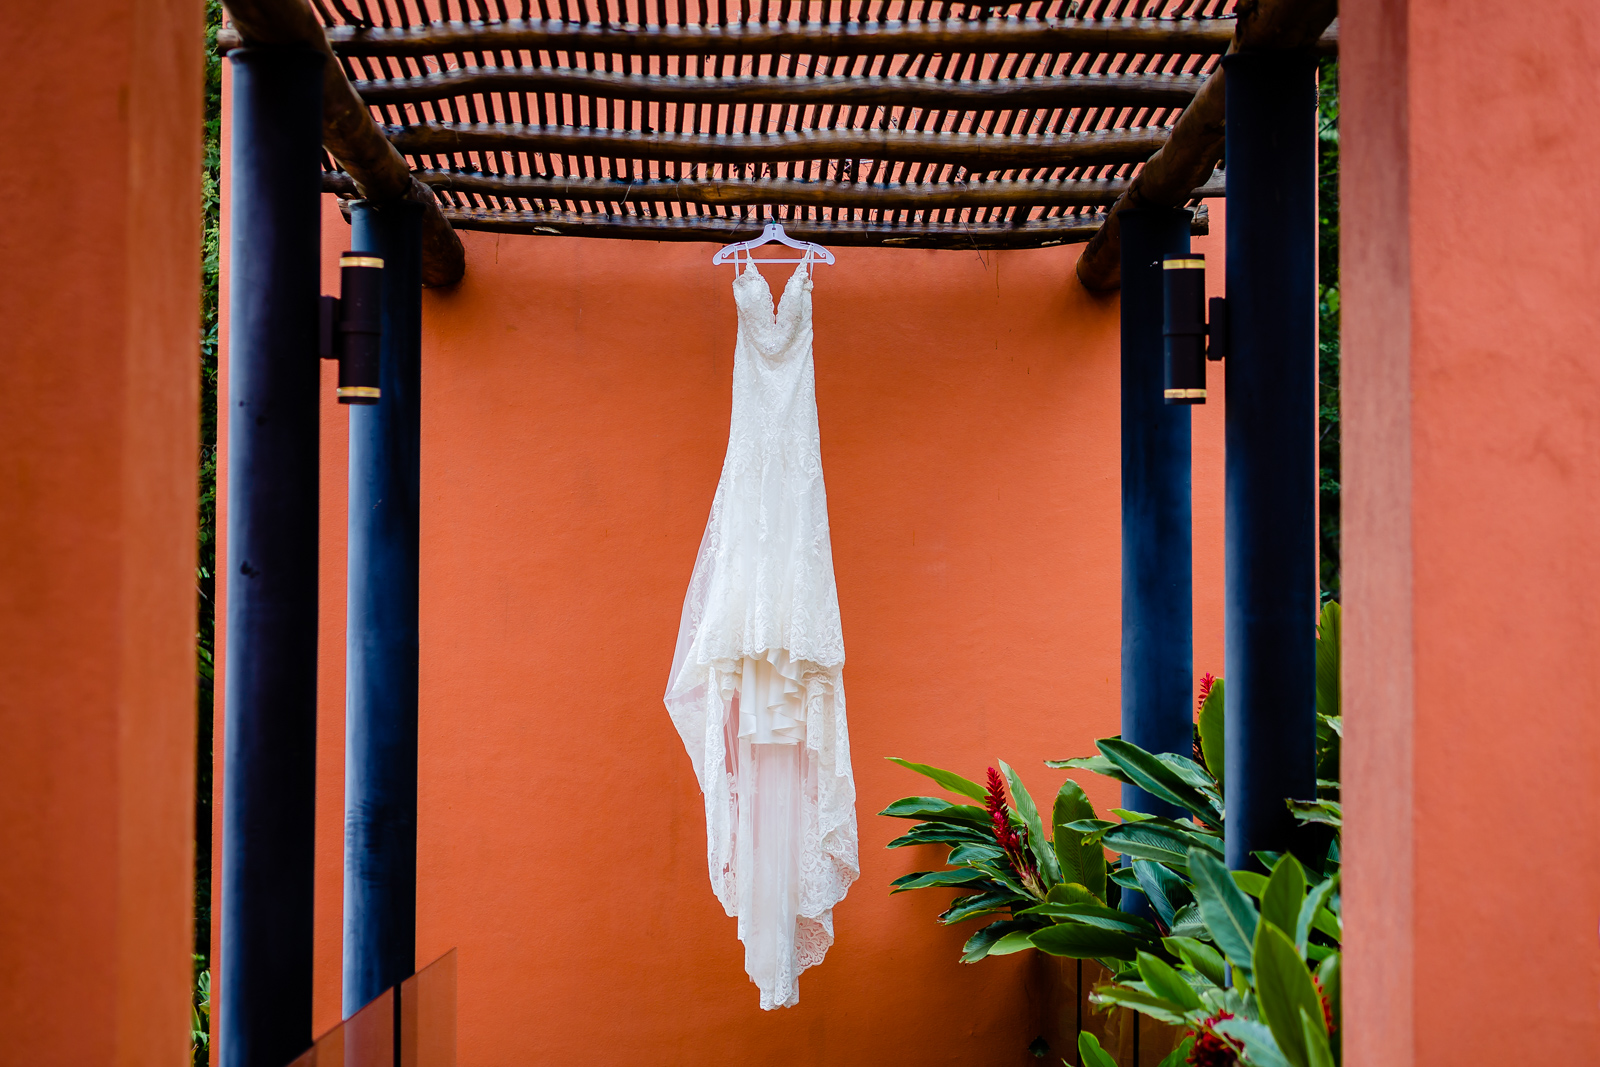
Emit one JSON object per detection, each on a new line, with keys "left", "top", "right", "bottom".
{"left": 305, "top": 0, "right": 1324, "bottom": 250}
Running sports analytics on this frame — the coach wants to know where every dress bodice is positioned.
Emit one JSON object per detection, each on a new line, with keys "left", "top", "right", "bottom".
{"left": 732, "top": 262, "right": 814, "bottom": 362}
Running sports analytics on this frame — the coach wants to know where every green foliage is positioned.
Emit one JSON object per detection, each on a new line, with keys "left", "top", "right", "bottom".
{"left": 1197, "top": 678, "right": 1225, "bottom": 790}
{"left": 191, "top": 955, "right": 211, "bottom": 1067}
{"left": 1078, "top": 1032, "right": 1118, "bottom": 1067}
{"left": 1318, "top": 57, "right": 1341, "bottom": 599}
{"left": 194, "top": 0, "right": 223, "bottom": 981}
{"left": 886, "top": 757, "right": 986, "bottom": 801}
{"left": 1052, "top": 780, "right": 1106, "bottom": 900}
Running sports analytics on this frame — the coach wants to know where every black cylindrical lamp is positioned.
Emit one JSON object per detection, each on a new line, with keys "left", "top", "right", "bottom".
{"left": 336, "top": 252, "right": 383, "bottom": 404}
{"left": 1162, "top": 253, "right": 1208, "bottom": 404}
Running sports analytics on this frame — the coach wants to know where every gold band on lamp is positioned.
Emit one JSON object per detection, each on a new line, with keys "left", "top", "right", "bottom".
{"left": 340, "top": 255, "right": 385, "bottom": 269}
{"left": 1162, "top": 258, "right": 1206, "bottom": 270}
{"left": 337, "top": 386, "right": 382, "bottom": 399}
{"left": 1164, "top": 388, "right": 1207, "bottom": 399}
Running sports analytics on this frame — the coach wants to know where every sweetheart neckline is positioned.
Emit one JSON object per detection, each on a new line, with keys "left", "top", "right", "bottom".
{"left": 733, "top": 262, "right": 811, "bottom": 323}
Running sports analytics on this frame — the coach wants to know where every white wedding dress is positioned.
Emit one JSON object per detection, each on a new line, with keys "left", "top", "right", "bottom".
{"left": 665, "top": 260, "right": 859, "bottom": 1010}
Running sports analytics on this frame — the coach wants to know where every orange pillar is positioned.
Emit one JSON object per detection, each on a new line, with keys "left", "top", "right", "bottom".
{"left": 0, "top": 1, "right": 201, "bottom": 1064}
{"left": 1344, "top": 1, "right": 1600, "bottom": 1063}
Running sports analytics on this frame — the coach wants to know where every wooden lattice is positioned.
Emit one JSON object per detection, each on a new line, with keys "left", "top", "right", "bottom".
{"left": 301, "top": 0, "right": 1286, "bottom": 249}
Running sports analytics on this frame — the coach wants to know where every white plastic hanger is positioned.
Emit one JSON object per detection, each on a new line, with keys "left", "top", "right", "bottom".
{"left": 712, "top": 221, "right": 836, "bottom": 267}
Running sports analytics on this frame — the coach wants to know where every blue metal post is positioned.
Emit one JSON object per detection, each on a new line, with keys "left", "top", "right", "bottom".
{"left": 221, "top": 45, "right": 324, "bottom": 1067}
{"left": 1118, "top": 209, "right": 1196, "bottom": 913}
{"left": 342, "top": 201, "right": 424, "bottom": 1015}
{"left": 1222, "top": 51, "right": 1320, "bottom": 871}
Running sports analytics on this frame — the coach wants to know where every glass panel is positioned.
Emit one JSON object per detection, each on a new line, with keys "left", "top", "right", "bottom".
{"left": 278, "top": 949, "right": 455, "bottom": 1067}
{"left": 400, "top": 949, "right": 457, "bottom": 1067}
{"left": 343, "top": 986, "right": 395, "bottom": 1067}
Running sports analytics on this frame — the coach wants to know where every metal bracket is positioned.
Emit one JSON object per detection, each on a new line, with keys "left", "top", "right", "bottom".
{"left": 1207, "top": 296, "right": 1229, "bottom": 360}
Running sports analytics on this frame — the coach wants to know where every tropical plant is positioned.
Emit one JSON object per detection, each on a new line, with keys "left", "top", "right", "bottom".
{"left": 1092, "top": 850, "right": 1341, "bottom": 1067}
{"left": 192, "top": 954, "right": 211, "bottom": 1067}
{"left": 884, "top": 602, "right": 1344, "bottom": 1063}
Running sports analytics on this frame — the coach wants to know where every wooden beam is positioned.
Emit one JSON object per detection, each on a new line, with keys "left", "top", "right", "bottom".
{"left": 217, "top": 17, "right": 1337, "bottom": 59}
{"left": 408, "top": 202, "right": 1209, "bottom": 248}
{"left": 323, "top": 168, "right": 1225, "bottom": 209}
{"left": 1073, "top": 6, "right": 1339, "bottom": 291}
{"left": 222, "top": 1, "right": 465, "bottom": 286}
{"left": 386, "top": 121, "right": 1169, "bottom": 169}
{"left": 352, "top": 67, "right": 1206, "bottom": 112}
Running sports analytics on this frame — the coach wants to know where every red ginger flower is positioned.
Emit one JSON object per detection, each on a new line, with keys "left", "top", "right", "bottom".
{"left": 1197, "top": 672, "right": 1217, "bottom": 711}
{"left": 1187, "top": 1012, "right": 1238, "bottom": 1067}
{"left": 984, "top": 766, "right": 1044, "bottom": 899}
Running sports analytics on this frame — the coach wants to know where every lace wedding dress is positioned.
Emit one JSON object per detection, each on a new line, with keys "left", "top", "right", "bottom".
{"left": 665, "top": 260, "right": 859, "bottom": 1010}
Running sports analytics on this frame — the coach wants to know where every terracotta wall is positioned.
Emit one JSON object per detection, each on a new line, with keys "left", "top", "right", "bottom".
{"left": 1343, "top": 1, "right": 1600, "bottom": 1063}
{"left": 215, "top": 162, "right": 1229, "bottom": 1060}
{"left": 0, "top": 0, "right": 200, "bottom": 1063}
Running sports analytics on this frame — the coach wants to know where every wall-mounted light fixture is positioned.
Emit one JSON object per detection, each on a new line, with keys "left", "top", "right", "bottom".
{"left": 319, "top": 252, "right": 384, "bottom": 405}
{"left": 1161, "top": 253, "right": 1229, "bottom": 405}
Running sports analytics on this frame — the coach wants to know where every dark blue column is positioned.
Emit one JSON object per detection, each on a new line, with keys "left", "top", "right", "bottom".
{"left": 342, "top": 201, "right": 424, "bottom": 1015}
{"left": 1118, "top": 209, "right": 1196, "bottom": 911}
{"left": 1222, "top": 51, "right": 1320, "bottom": 871}
{"left": 220, "top": 45, "right": 324, "bottom": 1067}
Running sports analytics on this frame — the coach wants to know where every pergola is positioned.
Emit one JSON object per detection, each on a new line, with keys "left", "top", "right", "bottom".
{"left": 216, "top": 0, "right": 1335, "bottom": 1062}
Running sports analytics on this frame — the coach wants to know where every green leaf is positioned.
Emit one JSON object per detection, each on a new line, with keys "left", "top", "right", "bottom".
{"left": 1158, "top": 1037, "right": 1198, "bottom": 1067}
{"left": 1288, "top": 798, "right": 1343, "bottom": 828}
{"left": 1168, "top": 902, "right": 1208, "bottom": 939}
{"left": 890, "top": 868, "right": 993, "bottom": 893}
{"left": 1213, "top": 1018, "right": 1293, "bottom": 1067}
{"left": 1097, "top": 738, "right": 1224, "bottom": 830}
{"left": 1064, "top": 818, "right": 1119, "bottom": 844}
{"left": 969, "top": 862, "right": 1033, "bottom": 900}
{"left": 1090, "top": 984, "right": 1192, "bottom": 1026}
{"left": 1133, "top": 859, "right": 1194, "bottom": 927}
{"left": 1163, "top": 936, "right": 1228, "bottom": 989}
{"left": 1198, "top": 677, "right": 1226, "bottom": 791}
{"left": 1316, "top": 602, "right": 1341, "bottom": 720}
{"left": 1190, "top": 849, "right": 1259, "bottom": 978}
{"left": 961, "top": 920, "right": 1019, "bottom": 963}
{"left": 1232, "top": 870, "right": 1270, "bottom": 899}
{"left": 948, "top": 841, "right": 1006, "bottom": 866}
{"left": 985, "top": 934, "right": 1036, "bottom": 959}
{"left": 1153, "top": 752, "right": 1219, "bottom": 792}
{"left": 1053, "top": 779, "right": 1107, "bottom": 901}
{"left": 885, "top": 757, "right": 987, "bottom": 801}
{"left": 878, "top": 797, "right": 993, "bottom": 828}
{"left": 1254, "top": 920, "right": 1324, "bottom": 1067}
{"left": 988, "top": 930, "right": 1037, "bottom": 956}
{"left": 939, "top": 890, "right": 1018, "bottom": 924}
{"left": 1013, "top": 903, "right": 1158, "bottom": 937}
{"left": 1047, "top": 881, "right": 1103, "bottom": 906}
{"left": 1296, "top": 875, "right": 1340, "bottom": 954}
{"left": 1030, "top": 923, "right": 1140, "bottom": 960}
{"left": 1137, "top": 952, "right": 1204, "bottom": 1012}
{"left": 1045, "top": 754, "right": 1133, "bottom": 787}
{"left": 886, "top": 825, "right": 991, "bottom": 848}
{"left": 1102, "top": 819, "right": 1221, "bottom": 871}
{"left": 1260, "top": 854, "right": 1307, "bottom": 940}
{"left": 1109, "top": 866, "right": 1144, "bottom": 891}
{"left": 1000, "top": 759, "right": 1062, "bottom": 885}
{"left": 1301, "top": 1008, "right": 1336, "bottom": 1067}
{"left": 1317, "top": 952, "right": 1342, "bottom": 1035}
{"left": 1077, "top": 1032, "right": 1119, "bottom": 1067}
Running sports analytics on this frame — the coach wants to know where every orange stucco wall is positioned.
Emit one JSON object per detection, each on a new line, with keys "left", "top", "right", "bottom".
{"left": 0, "top": 0, "right": 200, "bottom": 1063}
{"left": 214, "top": 187, "right": 1229, "bottom": 1060}
{"left": 1344, "top": 0, "right": 1600, "bottom": 1063}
